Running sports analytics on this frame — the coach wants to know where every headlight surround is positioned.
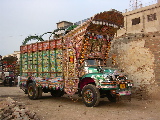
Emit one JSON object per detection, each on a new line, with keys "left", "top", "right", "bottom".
{"left": 116, "top": 75, "right": 127, "bottom": 80}
{"left": 104, "top": 74, "right": 112, "bottom": 81}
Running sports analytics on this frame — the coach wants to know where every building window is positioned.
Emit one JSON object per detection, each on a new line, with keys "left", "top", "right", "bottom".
{"left": 132, "top": 17, "right": 140, "bottom": 25}
{"left": 147, "top": 13, "right": 157, "bottom": 22}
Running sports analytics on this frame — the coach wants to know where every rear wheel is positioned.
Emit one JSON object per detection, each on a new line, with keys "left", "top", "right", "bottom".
{"left": 82, "top": 84, "right": 100, "bottom": 107}
{"left": 28, "top": 83, "right": 38, "bottom": 100}
{"left": 51, "top": 90, "right": 64, "bottom": 97}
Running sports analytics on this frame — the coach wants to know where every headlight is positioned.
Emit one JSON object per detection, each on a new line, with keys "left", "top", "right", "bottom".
{"left": 128, "top": 83, "right": 133, "bottom": 86}
{"left": 104, "top": 75, "right": 113, "bottom": 81}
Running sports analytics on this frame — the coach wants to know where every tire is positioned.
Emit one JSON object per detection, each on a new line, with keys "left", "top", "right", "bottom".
{"left": 82, "top": 84, "right": 100, "bottom": 107}
{"left": 51, "top": 90, "right": 64, "bottom": 97}
{"left": 106, "top": 93, "right": 116, "bottom": 102}
{"left": 28, "top": 83, "right": 38, "bottom": 100}
{"left": 24, "top": 89, "right": 28, "bottom": 94}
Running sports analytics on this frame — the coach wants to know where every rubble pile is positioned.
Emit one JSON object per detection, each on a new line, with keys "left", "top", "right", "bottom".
{"left": 0, "top": 97, "right": 40, "bottom": 120}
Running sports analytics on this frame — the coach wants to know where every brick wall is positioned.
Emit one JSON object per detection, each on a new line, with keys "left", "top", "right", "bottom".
{"left": 108, "top": 32, "right": 160, "bottom": 99}
{"left": 145, "top": 32, "right": 160, "bottom": 85}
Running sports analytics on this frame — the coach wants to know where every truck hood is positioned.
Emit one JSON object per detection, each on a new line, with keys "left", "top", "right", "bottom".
{"left": 81, "top": 66, "right": 125, "bottom": 81}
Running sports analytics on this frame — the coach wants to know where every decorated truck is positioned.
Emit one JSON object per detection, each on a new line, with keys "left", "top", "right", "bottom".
{"left": 20, "top": 10, "right": 133, "bottom": 107}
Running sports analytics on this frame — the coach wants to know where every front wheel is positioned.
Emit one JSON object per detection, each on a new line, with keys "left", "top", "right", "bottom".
{"left": 28, "top": 83, "right": 38, "bottom": 100}
{"left": 82, "top": 84, "right": 100, "bottom": 107}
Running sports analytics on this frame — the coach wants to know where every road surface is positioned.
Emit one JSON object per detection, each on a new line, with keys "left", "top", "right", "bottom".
{"left": 0, "top": 86, "right": 160, "bottom": 120}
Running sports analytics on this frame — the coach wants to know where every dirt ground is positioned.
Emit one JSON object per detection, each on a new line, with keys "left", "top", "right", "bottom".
{"left": 0, "top": 86, "right": 160, "bottom": 120}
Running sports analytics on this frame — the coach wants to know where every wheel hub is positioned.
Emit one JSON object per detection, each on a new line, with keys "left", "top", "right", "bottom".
{"left": 84, "top": 89, "right": 94, "bottom": 103}
{"left": 28, "top": 86, "right": 33, "bottom": 96}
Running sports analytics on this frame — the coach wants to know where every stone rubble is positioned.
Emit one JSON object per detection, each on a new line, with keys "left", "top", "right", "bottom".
{"left": 0, "top": 97, "right": 40, "bottom": 120}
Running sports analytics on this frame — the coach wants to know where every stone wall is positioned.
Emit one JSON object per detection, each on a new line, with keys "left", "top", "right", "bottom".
{"left": 107, "top": 32, "right": 160, "bottom": 99}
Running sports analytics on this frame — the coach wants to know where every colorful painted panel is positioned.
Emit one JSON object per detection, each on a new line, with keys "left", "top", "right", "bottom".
{"left": 51, "top": 73, "right": 56, "bottom": 78}
{"left": 36, "top": 77, "right": 64, "bottom": 90}
{"left": 55, "top": 49, "right": 62, "bottom": 73}
{"left": 22, "top": 73, "right": 28, "bottom": 77}
{"left": 43, "top": 41, "right": 49, "bottom": 50}
{"left": 38, "top": 43, "right": 43, "bottom": 51}
{"left": 21, "top": 53, "right": 28, "bottom": 72}
{"left": 43, "top": 73, "right": 50, "bottom": 77}
{"left": 49, "top": 40, "right": 55, "bottom": 49}
{"left": 32, "top": 52, "right": 37, "bottom": 74}
{"left": 28, "top": 53, "right": 33, "bottom": 71}
{"left": 62, "top": 48, "right": 67, "bottom": 75}
{"left": 55, "top": 59, "right": 62, "bottom": 72}
{"left": 55, "top": 49, "right": 62, "bottom": 59}
{"left": 28, "top": 44, "right": 32, "bottom": 53}
{"left": 55, "top": 40, "right": 62, "bottom": 48}
{"left": 50, "top": 50, "right": 55, "bottom": 72}
{"left": 43, "top": 50, "right": 50, "bottom": 72}
{"left": 38, "top": 51, "right": 42, "bottom": 75}
{"left": 32, "top": 43, "right": 37, "bottom": 52}
{"left": 21, "top": 46, "right": 28, "bottom": 53}
{"left": 48, "top": 77, "right": 64, "bottom": 90}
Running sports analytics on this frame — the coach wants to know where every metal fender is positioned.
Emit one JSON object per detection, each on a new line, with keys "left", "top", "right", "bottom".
{"left": 79, "top": 77, "right": 95, "bottom": 90}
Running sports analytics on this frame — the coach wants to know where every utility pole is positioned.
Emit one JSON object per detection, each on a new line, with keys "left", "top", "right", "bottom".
{"left": 129, "top": 0, "right": 142, "bottom": 10}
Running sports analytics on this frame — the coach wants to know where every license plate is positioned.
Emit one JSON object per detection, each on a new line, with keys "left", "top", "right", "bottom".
{"left": 120, "top": 84, "right": 126, "bottom": 89}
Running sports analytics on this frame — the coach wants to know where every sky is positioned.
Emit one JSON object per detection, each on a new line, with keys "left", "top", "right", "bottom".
{"left": 0, "top": 0, "right": 157, "bottom": 56}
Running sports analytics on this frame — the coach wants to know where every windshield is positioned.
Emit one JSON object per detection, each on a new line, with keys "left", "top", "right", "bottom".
{"left": 85, "top": 60, "right": 96, "bottom": 66}
{"left": 84, "top": 59, "right": 105, "bottom": 66}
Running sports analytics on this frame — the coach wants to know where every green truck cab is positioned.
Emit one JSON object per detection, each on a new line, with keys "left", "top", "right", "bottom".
{"left": 78, "top": 59, "right": 133, "bottom": 107}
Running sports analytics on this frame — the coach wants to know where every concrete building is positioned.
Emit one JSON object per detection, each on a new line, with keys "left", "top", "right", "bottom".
{"left": 56, "top": 21, "right": 73, "bottom": 29}
{"left": 54, "top": 21, "right": 73, "bottom": 38}
{"left": 117, "top": 0, "right": 160, "bottom": 36}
